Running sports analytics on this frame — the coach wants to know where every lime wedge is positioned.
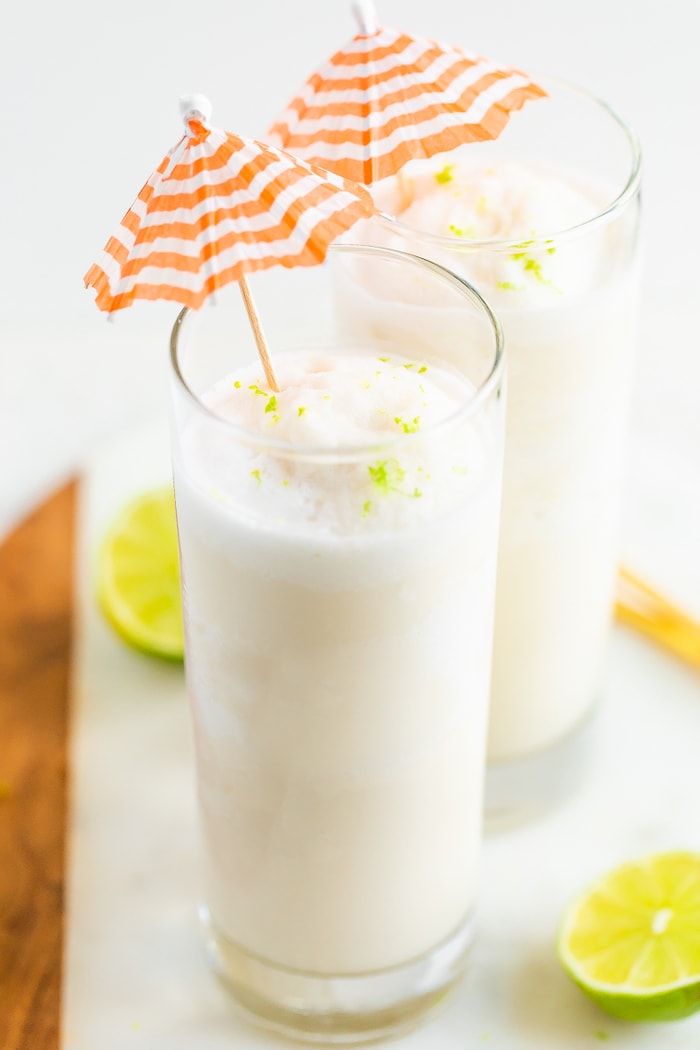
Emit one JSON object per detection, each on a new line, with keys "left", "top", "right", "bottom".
{"left": 558, "top": 852, "right": 700, "bottom": 1021}
{"left": 97, "top": 488, "right": 184, "bottom": 661}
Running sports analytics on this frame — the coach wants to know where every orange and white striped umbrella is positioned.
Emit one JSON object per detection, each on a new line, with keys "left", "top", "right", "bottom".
{"left": 84, "top": 95, "right": 374, "bottom": 314}
{"left": 269, "top": 1, "right": 546, "bottom": 185}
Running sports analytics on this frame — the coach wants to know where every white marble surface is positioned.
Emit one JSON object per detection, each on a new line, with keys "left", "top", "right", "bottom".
{"left": 64, "top": 414, "right": 700, "bottom": 1050}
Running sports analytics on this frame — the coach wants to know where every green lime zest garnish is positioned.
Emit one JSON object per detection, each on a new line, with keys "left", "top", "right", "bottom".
{"left": 297, "top": 405, "right": 307, "bottom": 417}
{"left": 418, "top": 365, "right": 427, "bottom": 374}
{"left": 248, "top": 383, "right": 267, "bottom": 397}
{"left": 394, "top": 415, "right": 421, "bottom": 434}
{"left": 435, "top": 164, "right": 455, "bottom": 185}
{"left": 497, "top": 281, "right": 522, "bottom": 291}
{"left": 233, "top": 380, "right": 241, "bottom": 389}
{"left": 362, "top": 500, "right": 372, "bottom": 518}
{"left": 377, "top": 356, "right": 390, "bottom": 363}
{"left": 510, "top": 251, "right": 561, "bottom": 291}
{"left": 250, "top": 469, "right": 262, "bottom": 484}
{"left": 511, "top": 238, "right": 535, "bottom": 253}
{"left": 369, "top": 458, "right": 406, "bottom": 495}
{"left": 524, "top": 257, "right": 545, "bottom": 280}
{"left": 264, "top": 395, "right": 277, "bottom": 414}
{"left": 448, "top": 223, "right": 477, "bottom": 238}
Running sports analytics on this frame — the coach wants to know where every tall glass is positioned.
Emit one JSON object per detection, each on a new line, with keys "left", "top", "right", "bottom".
{"left": 343, "top": 80, "right": 642, "bottom": 823}
{"left": 169, "top": 245, "right": 505, "bottom": 1043}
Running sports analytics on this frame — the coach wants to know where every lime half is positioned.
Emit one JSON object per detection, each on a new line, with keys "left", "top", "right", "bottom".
{"left": 97, "top": 488, "right": 184, "bottom": 661}
{"left": 558, "top": 852, "right": 700, "bottom": 1021}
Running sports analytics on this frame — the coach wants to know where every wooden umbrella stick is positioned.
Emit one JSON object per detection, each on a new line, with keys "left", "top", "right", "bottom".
{"left": 238, "top": 275, "right": 280, "bottom": 392}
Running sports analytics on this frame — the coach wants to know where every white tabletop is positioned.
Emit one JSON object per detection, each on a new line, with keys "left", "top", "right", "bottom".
{"left": 63, "top": 415, "right": 700, "bottom": 1050}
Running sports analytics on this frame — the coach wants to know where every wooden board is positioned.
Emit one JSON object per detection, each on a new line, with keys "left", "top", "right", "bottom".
{"left": 0, "top": 481, "right": 77, "bottom": 1050}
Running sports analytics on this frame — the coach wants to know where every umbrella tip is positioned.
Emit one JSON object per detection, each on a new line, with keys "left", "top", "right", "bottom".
{"left": 352, "top": 0, "right": 378, "bottom": 35}
{"left": 179, "top": 94, "right": 213, "bottom": 130}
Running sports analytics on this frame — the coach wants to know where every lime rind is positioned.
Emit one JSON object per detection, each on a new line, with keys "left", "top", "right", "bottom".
{"left": 558, "top": 852, "right": 700, "bottom": 1022}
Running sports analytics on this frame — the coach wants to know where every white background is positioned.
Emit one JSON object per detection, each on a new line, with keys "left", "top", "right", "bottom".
{"left": 1, "top": 0, "right": 699, "bottom": 542}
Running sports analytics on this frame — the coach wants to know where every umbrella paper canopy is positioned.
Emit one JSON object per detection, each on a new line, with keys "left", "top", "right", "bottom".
{"left": 268, "top": 0, "right": 546, "bottom": 185}
{"left": 84, "top": 95, "right": 374, "bottom": 314}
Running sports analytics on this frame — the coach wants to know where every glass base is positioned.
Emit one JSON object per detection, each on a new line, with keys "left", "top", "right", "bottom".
{"left": 484, "top": 706, "right": 598, "bottom": 830}
{"left": 201, "top": 908, "right": 474, "bottom": 1045}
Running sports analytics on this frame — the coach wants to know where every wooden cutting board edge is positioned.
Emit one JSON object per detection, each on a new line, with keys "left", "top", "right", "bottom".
{"left": 0, "top": 480, "right": 78, "bottom": 1050}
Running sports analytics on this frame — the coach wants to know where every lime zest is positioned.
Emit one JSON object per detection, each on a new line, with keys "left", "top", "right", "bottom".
{"left": 524, "top": 257, "right": 545, "bottom": 281}
{"left": 233, "top": 380, "right": 241, "bottom": 389}
{"left": 264, "top": 394, "right": 277, "bottom": 414}
{"left": 394, "top": 415, "right": 421, "bottom": 434}
{"left": 368, "top": 458, "right": 405, "bottom": 495}
{"left": 250, "top": 469, "right": 262, "bottom": 484}
{"left": 510, "top": 250, "right": 561, "bottom": 292}
{"left": 435, "top": 164, "right": 455, "bottom": 185}
{"left": 448, "top": 223, "right": 477, "bottom": 238}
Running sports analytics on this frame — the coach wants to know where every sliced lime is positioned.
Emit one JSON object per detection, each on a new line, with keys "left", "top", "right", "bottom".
{"left": 558, "top": 852, "right": 700, "bottom": 1021}
{"left": 97, "top": 488, "right": 184, "bottom": 661}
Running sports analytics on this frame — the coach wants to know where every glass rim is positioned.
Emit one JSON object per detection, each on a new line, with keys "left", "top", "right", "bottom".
{"left": 169, "top": 243, "right": 505, "bottom": 462}
{"left": 373, "top": 75, "right": 643, "bottom": 253}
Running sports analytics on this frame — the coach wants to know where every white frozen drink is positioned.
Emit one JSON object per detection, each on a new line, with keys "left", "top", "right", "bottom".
{"left": 341, "top": 153, "right": 641, "bottom": 768}
{"left": 172, "top": 348, "right": 503, "bottom": 974}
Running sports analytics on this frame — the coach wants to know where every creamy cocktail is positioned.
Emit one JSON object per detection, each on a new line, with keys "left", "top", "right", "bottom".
{"left": 169, "top": 246, "right": 505, "bottom": 1042}
{"left": 340, "top": 82, "right": 642, "bottom": 819}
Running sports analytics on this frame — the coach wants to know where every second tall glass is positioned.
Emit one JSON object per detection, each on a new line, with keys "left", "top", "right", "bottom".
{"left": 343, "top": 79, "right": 642, "bottom": 821}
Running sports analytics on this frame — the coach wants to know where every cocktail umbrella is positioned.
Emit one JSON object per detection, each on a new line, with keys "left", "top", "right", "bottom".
{"left": 268, "top": 0, "right": 546, "bottom": 186}
{"left": 85, "top": 95, "right": 374, "bottom": 391}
